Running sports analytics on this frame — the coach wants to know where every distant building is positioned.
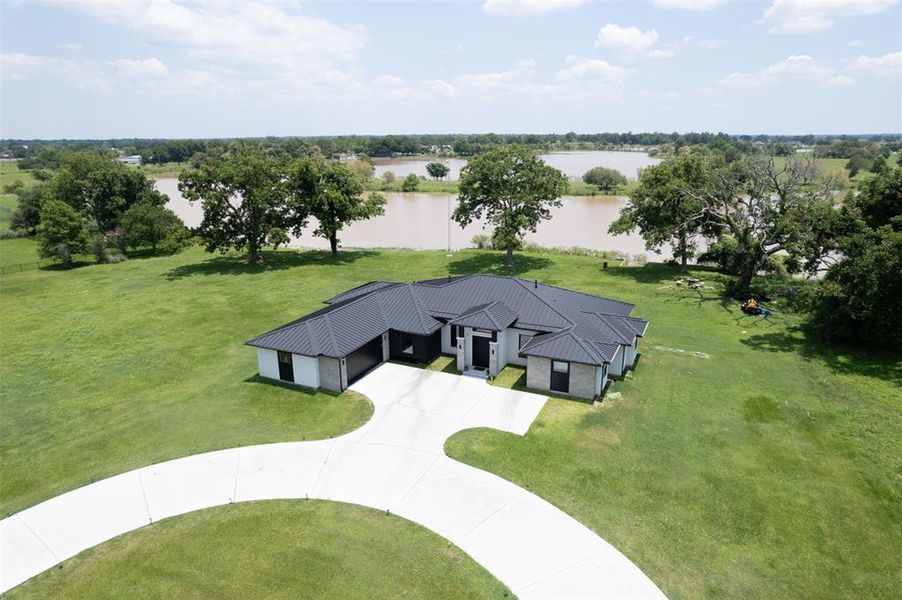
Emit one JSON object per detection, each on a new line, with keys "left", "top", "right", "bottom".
{"left": 117, "top": 155, "right": 142, "bottom": 165}
{"left": 332, "top": 152, "right": 357, "bottom": 162}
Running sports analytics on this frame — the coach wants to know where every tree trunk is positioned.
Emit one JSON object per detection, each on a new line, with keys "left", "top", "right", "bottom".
{"left": 248, "top": 242, "right": 262, "bottom": 264}
{"left": 505, "top": 244, "right": 514, "bottom": 267}
{"left": 679, "top": 230, "right": 688, "bottom": 273}
{"left": 329, "top": 233, "right": 338, "bottom": 257}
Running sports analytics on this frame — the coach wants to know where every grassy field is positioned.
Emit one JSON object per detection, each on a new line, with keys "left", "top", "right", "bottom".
{"left": 365, "top": 176, "right": 635, "bottom": 197}
{"left": 0, "top": 161, "right": 36, "bottom": 231}
{"left": 1, "top": 246, "right": 899, "bottom": 598}
{"left": 8, "top": 500, "right": 508, "bottom": 599}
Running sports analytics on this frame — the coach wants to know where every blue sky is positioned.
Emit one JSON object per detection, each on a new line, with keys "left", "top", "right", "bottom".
{"left": 1, "top": 0, "right": 899, "bottom": 138}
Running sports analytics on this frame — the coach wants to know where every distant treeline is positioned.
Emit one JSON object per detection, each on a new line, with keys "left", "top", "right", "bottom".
{"left": 4, "top": 132, "right": 901, "bottom": 167}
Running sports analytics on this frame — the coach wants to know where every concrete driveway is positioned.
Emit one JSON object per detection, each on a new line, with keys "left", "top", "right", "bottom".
{"left": 0, "top": 363, "right": 665, "bottom": 598}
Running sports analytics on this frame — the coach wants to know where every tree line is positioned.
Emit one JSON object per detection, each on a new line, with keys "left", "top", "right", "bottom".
{"left": 5, "top": 132, "right": 899, "bottom": 164}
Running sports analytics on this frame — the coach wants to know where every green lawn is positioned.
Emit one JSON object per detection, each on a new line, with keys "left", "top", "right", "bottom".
{"left": 1, "top": 246, "right": 899, "bottom": 598}
{"left": 0, "top": 161, "right": 35, "bottom": 231}
{"left": 7, "top": 500, "right": 509, "bottom": 599}
{"left": 447, "top": 260, "right": 901, "bottom": 599}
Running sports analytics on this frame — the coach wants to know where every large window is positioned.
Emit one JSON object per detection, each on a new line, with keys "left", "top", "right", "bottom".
{"left": 550, "top": 360, "right": 569, "bottom": 393}
{"left": 518, "top": 334, "right": 533, "bottom": 359}
{"left": 450, "top": 324, "right": 458, "bottom": 347}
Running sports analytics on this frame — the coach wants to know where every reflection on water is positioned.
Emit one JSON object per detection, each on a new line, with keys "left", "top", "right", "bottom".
{"left": 155, "top": 178, "right": 665, "bottom": 257}
{"left": 373, "top": 150, "right": 660, "bottom": 181}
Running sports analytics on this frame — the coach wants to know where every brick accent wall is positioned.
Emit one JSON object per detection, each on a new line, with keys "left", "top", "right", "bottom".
{"left": 569, "top": 362, "right": 596, "bottom": 400}
{"left": 318, "top": 356, "right": 342, "bottom": 392}
{"left": 526, "top": 355, "right": 550, "bottom": 390}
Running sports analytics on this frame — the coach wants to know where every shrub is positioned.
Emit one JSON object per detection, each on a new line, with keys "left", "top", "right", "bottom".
{"left": 91, "top": 232, "right": 111, "bottom": 264}
{"left": 401, "top": 173, "right": 420, "bottom": 192}
{"left": 582, "top": 166, "right": 628, "bottom": 191}
{"left": 36, "top": 200, "right": 90, "bottom": 268}
{"left": 471, "top": 233, "right": 492, "bottom": 249}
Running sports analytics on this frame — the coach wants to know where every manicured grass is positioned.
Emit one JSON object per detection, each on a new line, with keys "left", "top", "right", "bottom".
{"left": 447, "top": 260, "right": 901, "bottom": 599}
{"left": 2, "top": 247, "right": 899, "bottom": 598}
{"left": 7, "top": 500, "right": 509, "bottom": 599}
{"left": 0, "top": 238, "right": 41, "bottom": 269}
{"left": 0, "top": 161, "right": 37, "bottom": 191}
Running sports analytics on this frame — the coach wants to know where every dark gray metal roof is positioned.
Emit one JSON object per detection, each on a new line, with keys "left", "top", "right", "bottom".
{"left": 247, "top": 274, "right": 647, "bottom": 364}
{"left": 449, "top": 301, "right": 518, "bottom": 330}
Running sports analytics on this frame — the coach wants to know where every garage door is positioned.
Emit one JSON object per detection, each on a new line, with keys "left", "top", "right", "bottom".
{"left": 346, "top": 335, "right": 384, "bottom": 384}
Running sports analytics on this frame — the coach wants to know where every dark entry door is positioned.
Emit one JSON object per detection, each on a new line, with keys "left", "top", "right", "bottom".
{"left": 550, "top": 360, "right": 569, "bottom": 393}
{"left": 346, "top": 336, "right": 383, "bottom": 384}
{"left": 277, "top": 351, "right": 294, "bottom": 383}
{"left": 472, "top": 335, "right": 490, "bottom": 369}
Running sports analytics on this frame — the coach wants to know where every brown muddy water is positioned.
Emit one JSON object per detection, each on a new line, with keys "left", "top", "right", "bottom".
{"left": 374, "top": 150, "right": 661, "bottom": 181}
{"left": 155, "top": 178, "right": 666, "bottom": 258}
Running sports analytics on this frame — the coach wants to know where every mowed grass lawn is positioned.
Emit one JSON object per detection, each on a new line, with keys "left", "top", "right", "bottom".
{"left": 8, "top": 500, "right": 509, "bottom": 599}
{"left": 1, "top": 246, "right": 899, "bottom": 598}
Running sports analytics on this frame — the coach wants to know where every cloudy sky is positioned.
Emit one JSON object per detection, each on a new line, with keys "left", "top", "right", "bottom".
{"left": 1, "top": 0, "right": 899, "bottom": 138}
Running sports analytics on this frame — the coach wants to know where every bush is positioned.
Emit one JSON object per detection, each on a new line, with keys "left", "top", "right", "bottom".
{"left": 2, "top": 179, "right": 24, "bottom": 194}
{"left": 91, "top": 232, "right": 111, "bottom": 264}
{"left": 0, "top": 229, "right": 29, "bottom": 240}
{"left": 582, "top": 166, "right": 628, "bottom": 191}
{"left": 471, "top": 234, "right": 492, "bottom": 249}
{"left": 401, "top": 173, "right": 420, "bottom": 192}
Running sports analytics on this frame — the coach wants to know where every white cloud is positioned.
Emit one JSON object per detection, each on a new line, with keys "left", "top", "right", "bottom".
{"left": 847, "top": 39, "right": 864, "bottom": 47}
{"left": 647, "top": 49, "right": 676, "bottom": 59}
{"left": 0, "top": 52, "right": 110, "bottom": 90}
{"left": 556, "top": 57, "right": 635, "bottom": 80}
{"left": 56, "top": 42, "right": 83, "bottom": 52}
{"left": 720, "top": 55, "right": 855, "bottom": 88}
{"left": 110, "top": 57, "right": 169, "bottom": 78}
{"left": 595, "top": 23, "right": 659, "bottom": 54}
{"left": 482, "top": 0, "right": 590, "bottom": 16}
{"left": 422, "top": 79, "right": 458, "bottom": 97}
{"left": 653, "top": 0, "right": 727, "bottom": 11}
{"left": 762, "top": 0, "right": 898, "bottom": 33}
{"left": 846, "top": 51, "right": 902, "bottom": 78}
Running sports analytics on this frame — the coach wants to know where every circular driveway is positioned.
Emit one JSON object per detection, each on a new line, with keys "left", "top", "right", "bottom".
{"left": 1, "top": 363, "right": 665, "bottom": 598}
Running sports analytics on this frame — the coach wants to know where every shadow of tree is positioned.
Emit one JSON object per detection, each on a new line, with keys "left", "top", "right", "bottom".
{"left": 242, "top": 374, "right": 341, "bottom": 397}
{"left": 602, "top": 262, "right": 727, "bottom": 286}
{"left": 165, "top": 249, "right": 378, "bottom": 280}
{"left": 448, "top": 251, "right": 553, "bottom": 276}
{"left": 740, "top": 325, "right": 902, "bottom": 385}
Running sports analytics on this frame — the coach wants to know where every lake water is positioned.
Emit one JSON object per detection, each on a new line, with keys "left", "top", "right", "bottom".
{"left": 374, "top": 150, "right": 660, "bottom": 181}
{"left": 155, "top": 178, "right": 665, "bottom": 258}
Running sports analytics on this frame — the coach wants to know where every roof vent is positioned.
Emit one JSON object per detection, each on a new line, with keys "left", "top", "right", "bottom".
{"left": 534, "top": 279, "right": 537, "bottom": 288}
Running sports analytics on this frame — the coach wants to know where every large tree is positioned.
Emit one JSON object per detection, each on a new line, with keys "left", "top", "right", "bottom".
{"left": 48, "top": 150, "right": 166, "bottom": 231}
{"left": 809, "top": 168, "right": 902, "bottom": 348}
{"left": 36, "top": 200, "right": 90, "bottom": 268}
{"left": 685, "top": 154, "right": 841, "bottom": 296}
{"left": 609, "top": 152, "right": 708, "bottom": 271}
{"left": 452, "top": 145, "right": 567, "bottom": 266}
{"left": 287, "top": 158, "right": 385, "bottom": 256}
{"left": 179, "top": 145, "right": 289, "bottom": 264}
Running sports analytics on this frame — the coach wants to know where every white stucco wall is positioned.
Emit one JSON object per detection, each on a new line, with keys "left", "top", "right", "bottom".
{"left": 291, "top": 354, "right": 320, "bottom": 388}
{"left": 441, "top": 324, "right": 458, "bottom": 355}
{"left": 595, "top": 364, "right": 608, "bottom": 396}
{"left": 623, "top": 339, "right": 637, "bottom": 369}
{"left": 257, "top": 348, "right": 280, "bottom": 381}
{"left": 608, "top": 345, "right": 625, "bottom": 377}
{"left": 503, "top": 328, "right": 536, "bottom": 367}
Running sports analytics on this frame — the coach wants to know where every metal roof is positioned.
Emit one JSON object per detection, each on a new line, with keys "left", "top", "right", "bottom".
{"left": 246, "top": 274, "right": 647, "bottom": 364}
{"left": 449, "top": 301, "right": 518, "bottom": 330}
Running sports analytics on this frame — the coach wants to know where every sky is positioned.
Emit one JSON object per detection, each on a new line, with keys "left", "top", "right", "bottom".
{"left": 1, "top": 0, "right": 900, "bottom": 139}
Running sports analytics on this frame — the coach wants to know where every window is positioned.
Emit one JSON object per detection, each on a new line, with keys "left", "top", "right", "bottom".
{"left": 518, "top": 334, "right": 533, "bottom": 359}
{"left": 550, "top": 360, "right": 569, "bottom": 393}
{"left": 399, "top": 332, "right": 414, "bottom": 354}
{"left": 450, "top": 324, "right": 458, "bottom": 347}
{"left": 278, "top": 351, "right": 292, "bottom": 364}
{"left": 552, "top": 360, "right": 569, "bottom": 374}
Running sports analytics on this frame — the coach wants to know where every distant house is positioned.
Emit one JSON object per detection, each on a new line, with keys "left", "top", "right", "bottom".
{"left": 331, "top": 152, "right": 357, "bottom": 162}
{"left": 246, "top": 275, "right": 647, "bottom": 400}
{"left": 117, "top": 155, "right": 142, "bottom": 165}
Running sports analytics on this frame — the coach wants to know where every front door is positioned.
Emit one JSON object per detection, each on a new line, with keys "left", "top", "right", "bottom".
{"left": 277, "top": 351, "right": 294, "bottom": 382}
{"left": 472, "top": 335, "right": 490, "bottom": 369}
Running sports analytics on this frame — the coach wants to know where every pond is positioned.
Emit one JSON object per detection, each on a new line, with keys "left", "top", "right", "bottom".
{"left": 373, "top": 150, "right": 660, "bottom": 181}
{"left": 155, "top": 178, "right": 666, "bottom": 258}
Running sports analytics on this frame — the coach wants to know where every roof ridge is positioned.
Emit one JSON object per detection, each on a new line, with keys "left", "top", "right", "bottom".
{"left": 513, "top": 277, "right": 576, "bottom": 328}
{"left": 529, "top": 278, "right": 635, "bottom": 310}
{"left": 406, "top": 283, "right": 437, "bottom": 332}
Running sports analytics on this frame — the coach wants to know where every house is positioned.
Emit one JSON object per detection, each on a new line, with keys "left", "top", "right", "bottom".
{"left": 116, "top": 155, "right": 142, "bottom": 165}
{"left": 246, "top": 275, "right": 648, "bottom": 400}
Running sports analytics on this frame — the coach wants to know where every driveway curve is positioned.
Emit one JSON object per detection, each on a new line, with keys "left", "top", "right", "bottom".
{"left": 1, "top": 363, "right": 665, "bottom": 598}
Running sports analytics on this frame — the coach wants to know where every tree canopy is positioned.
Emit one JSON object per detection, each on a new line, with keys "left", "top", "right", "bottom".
{"left": 582, "top": 166, "right": 627, "bottom": 191}
{"left": 287, "top": 158, "right": 386, "bottom": 256}
{"left": 36, "top": 200, "right": 90, "bottom": 267}
{"left": 452, "top": 145, "right": 567, "bottom": 266}
{"left": 609, "top": 152, "right": 708, "bottom": 271}
{"left": 178, "top": 145, "right": 288, "bottom": 264}
{"left": 120, "top": 202, "right": 187, "bottom": 254}
{"left": 426, "top": 161, "right": 450, "bottom": 180}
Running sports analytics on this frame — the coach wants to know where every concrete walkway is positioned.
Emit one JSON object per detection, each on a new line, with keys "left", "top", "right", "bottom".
{"left": 1, "top": 363, "right": 665, "bottom": 598}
